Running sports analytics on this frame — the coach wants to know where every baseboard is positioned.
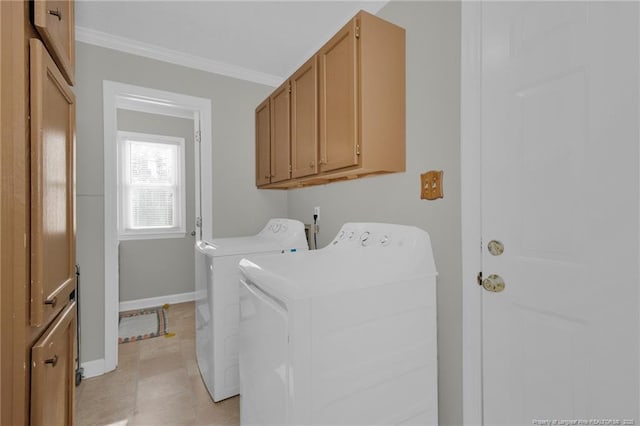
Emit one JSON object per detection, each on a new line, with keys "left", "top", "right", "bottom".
{"left": 119, "top": 291, "right": 196, "bottom": 312}
{"left": 81, "top": 358, "right": 106, "bottom": 379}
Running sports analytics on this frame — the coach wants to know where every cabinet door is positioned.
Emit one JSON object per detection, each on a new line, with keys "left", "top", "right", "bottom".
{"left": 291, "top": 56, "right": 318, "bottom": 179}
{"left": 255, "top": 98, "right": 271, "bottom": 187}
{"left": 269, "top": 82, "right": 291, "bottom": 183}
{"left": 33, "top": 0, "right": 75, "bottom": 85}
{"left": 319, "top": 18, "right": 359, "bottom": 173}
{"left": 30, "top": 39, "right": 76, "bottom": 327}
{"left": 31, "top": 301, "right": 76, "bottom": 426}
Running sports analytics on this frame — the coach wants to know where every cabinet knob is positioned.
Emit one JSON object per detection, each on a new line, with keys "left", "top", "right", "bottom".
{"left": 44, "top": 355, "right": 58, "bottom": 367}
{"left": 44, "top": 296, "right": 57, "bottom": 307}
{"left": 309, "top": 161, "right": 315, "bottom": 168}
{"left": 264, "top": 175, "right": 270, "bottom": 179}
{"left": 48, "top": 8, "right": 62, "bottom": 20}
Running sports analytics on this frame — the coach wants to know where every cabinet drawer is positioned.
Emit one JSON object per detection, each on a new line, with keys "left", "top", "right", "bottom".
{"left": 33, "top": 0, "right": 75, "bottom": 85}
{"left": 30, "top": 301, "right": 76, "bottom": 426}
{"left": 29, "top": 38, "right": 76, "bottom": 328}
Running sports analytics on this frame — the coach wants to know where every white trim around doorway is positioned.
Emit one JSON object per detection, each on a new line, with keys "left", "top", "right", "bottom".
{"left": 103, "top": 81, "right": 212, "bottom": 375}
{"left": 461, "top": 2, "right": 483, "bottom": 425}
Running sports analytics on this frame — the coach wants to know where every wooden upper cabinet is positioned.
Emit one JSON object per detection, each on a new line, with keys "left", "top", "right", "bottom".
{"left": 357, "top": 11, "right": 406, "bottom": 177}
{"left": 30, "top": 302, "right": 76, "bottom": 426}
{"left": 270, "top": 82, "right": 291, "bottom": 183}
{"left": 33, "top": 0, "right": 75, "bottom": 85}
{"left": 255, "top": 98, "right": 271, "bottom": 187}
{"left": 291, "top": 56, "right": 318, "bottom": 179}
{"left": 29, "top": 38, "right": 76, "bottom": 328}
{"left": 255, "top": 10, "right": 405, "bottom": 189}
{"left": 319, "top": 19, "right": 358, "bottom": 174}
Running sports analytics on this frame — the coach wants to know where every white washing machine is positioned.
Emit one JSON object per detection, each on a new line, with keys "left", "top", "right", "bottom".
{"left": 195, "top": 218, "right": 308, "bottom": 402}
{"left": 238, "top": 223, "right": 438, "bottom": 425}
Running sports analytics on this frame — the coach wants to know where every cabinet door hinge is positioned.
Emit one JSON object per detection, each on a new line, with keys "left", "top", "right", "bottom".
{"left": 356, "top": 144, "right": 361, "bottom": 155}
{"left": 195, "top": 130, "right": 201, "bottom": 143}
{"left": 355, "top": 25, "right": 360, "bottom": 39}
{"left": 477, "top": 271, "right": 483, "bottom": 286}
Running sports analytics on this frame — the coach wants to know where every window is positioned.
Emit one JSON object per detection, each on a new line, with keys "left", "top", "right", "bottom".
{"left": 117, "top": 131, "right": 186, "bottom": 240}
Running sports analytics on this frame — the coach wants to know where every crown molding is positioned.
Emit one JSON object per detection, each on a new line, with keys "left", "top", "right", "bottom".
{"left": 75, "top": 26, "right": 284, "bottom": 87}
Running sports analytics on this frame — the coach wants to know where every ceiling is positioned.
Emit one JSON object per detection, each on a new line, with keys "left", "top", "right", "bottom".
{"left": 75, "top": 1, "right": 388, "bottom": 86}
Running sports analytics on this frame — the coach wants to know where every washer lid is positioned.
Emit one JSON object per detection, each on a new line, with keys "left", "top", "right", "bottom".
{"left": 201, "top": 218, "right": 308, "bottom": 257}
{"left": 239, "top": 223, "right": 437, "bottom": 301}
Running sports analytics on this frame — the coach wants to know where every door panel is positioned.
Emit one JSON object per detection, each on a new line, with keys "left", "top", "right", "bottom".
{"left": 33, "top": 0, "right": 75, "bottom": 85}
{"left": 291, "top": 56, "right": 318, "bottom": 179}
{"left": 31, "top": 301, "right": 76, "bottom": 426}
{"left": 270, "top": 82, "right": 291, "bottom": 183}
{"left": 319, "top": 19, "right": 358, "bottom": 173}
{"left": 481, "top": 3, "right": 638, "bottom": 424}
{"left": 255, "top": 98, "right": 271, "bottom": 186}
{"left": 30, "top": 38, "right": 76, "bottom": 327}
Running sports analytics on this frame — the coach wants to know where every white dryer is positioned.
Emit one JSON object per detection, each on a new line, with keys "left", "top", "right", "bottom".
{"left": 195, "top": 218, "right": 308, "bottom": 402}
{"left": 238, "top": 223, "right": 438, "bottom": 425}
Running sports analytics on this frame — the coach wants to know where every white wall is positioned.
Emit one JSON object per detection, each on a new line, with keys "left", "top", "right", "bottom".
{"left": 75, "top": 41, "right": 286, "bottom": 363}
{"left": 286, "top": 2, "right": 462, "bottom": 424}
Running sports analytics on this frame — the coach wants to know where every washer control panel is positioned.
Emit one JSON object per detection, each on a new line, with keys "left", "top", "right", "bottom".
{"left": 328, "top": 223, "right": 411, "bottom": 249}
{"left": 260, "top": 219, "right": 296, "bottom": 236}
{"left": 255, "top": 219, "right": 308, "bottom": 250}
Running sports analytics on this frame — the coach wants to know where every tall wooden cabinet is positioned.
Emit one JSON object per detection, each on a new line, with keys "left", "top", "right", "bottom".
{"left": 255, "top": 10, "right": 405, "bottom": 189}
{"left": 1, "top": 1, "right": 77, "bottom": 424}
{"left": 29, "top": 38, "right": 76, "bottom": 329}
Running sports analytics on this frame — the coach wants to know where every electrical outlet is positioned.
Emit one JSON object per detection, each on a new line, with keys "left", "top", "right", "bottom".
{"left": 314, "top": 206, "right": 320, "bottom": 221}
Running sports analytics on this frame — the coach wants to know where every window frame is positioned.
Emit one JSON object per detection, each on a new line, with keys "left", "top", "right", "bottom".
{"left": 117, "top": 131, "right": 187, "bottom": 240}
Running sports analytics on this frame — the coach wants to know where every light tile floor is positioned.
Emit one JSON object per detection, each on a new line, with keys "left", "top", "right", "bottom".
{"left": 75, "top": 302, "right": 239, "bottom": 426}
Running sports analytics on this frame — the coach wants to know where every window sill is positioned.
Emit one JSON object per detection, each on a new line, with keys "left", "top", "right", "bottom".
{"left": 118, "top": 232, "right": 187, "bottom": 241}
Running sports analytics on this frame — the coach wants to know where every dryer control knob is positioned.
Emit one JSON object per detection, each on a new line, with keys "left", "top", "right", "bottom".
{"left": 360, "top": 231, "right": 371, "bottom": 246}
{"left": 379, "top": 235, "right": 391, "bottom": 246}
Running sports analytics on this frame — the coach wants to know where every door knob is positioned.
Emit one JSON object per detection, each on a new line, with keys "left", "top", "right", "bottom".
{"left": 482, "top": 274, "right": 505, "bottom": 293}
{"left": 487, "top": 240, "right": 504, "bottom": 256}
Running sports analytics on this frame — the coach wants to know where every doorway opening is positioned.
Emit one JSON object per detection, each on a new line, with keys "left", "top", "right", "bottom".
{"left": 103, "top": 81, "right": 212, "bottom": 374}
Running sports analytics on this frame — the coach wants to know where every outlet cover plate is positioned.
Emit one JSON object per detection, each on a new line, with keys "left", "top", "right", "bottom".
{"left": 421, "top": 170, "right": 444, "bottom": 200}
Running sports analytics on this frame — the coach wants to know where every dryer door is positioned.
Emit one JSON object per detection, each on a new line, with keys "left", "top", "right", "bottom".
{"left": 239, "top": 279, "right": 289, "bottom": 425}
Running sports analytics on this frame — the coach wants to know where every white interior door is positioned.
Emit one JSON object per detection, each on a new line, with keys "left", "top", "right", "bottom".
{"left": 481, "top": 2, "right": 639, "bottom": 424}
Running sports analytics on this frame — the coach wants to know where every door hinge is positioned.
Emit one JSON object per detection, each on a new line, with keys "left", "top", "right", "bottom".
{"left": 289, "top": 164, "right": 292, "bottom": 176}
{"left": 195, "top": 130, "right": 201, "bottom": 143}
{"left": 355, "top": 25, "right": 360, "bottom": 39}
{"left": 477, "top": 271, "right": 483, "bottom": 286}
{"left": 196, "top": 217, "right": 202, "bottom": 228}
{"left": 356, "top": 144, "right": 361, "bottom": 155}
